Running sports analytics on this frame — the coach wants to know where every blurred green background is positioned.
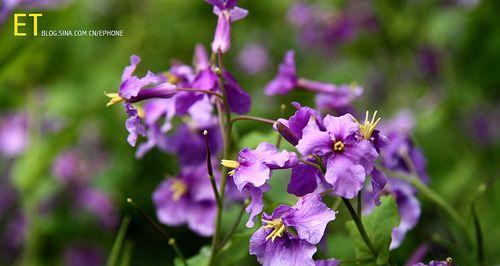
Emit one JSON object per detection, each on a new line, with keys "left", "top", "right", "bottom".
{"left": 0, "top": 0, "right": 498, "bottom": 265}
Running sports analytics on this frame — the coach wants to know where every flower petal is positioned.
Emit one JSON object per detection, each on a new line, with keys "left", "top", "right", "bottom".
{"left": 287, "top": 163, "right": 319, "bottom": 197}
{"left": 249, "top": 229, "right": 316, "bottom": 266}
{"left": 296, "top": 120, "right": 332, "bottom": 157}
{"left": 283, "top": 194, "right": 336, "bottom": 244}
{"left": 324, "top": 157, "right": 365, "bottom": 199}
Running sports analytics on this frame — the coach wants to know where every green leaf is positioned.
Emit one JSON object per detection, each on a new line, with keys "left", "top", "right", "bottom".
{"left": 346, "top": 196, "right": 400, "bottom": 265}
{"left": 216, "top": 232, "right": 253, "bottom": 265}
{"left": 107, "top": 216, "right": 131, "bottom": 266}
{"left": 174, "top": 246, "right": 210, "bottom": 266}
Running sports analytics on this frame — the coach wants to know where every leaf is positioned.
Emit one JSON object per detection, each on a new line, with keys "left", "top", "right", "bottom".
{"left": 346, "top": 196, "right": 400, "bottom": 265}
{"left": 107, "top": 216, "right": 131, "bottom": 266}
{"left": 174, "top": 246, "right": 210, "bottom": 266}
{"left": 216, "top": 232, "right": 253, "bottom": 265}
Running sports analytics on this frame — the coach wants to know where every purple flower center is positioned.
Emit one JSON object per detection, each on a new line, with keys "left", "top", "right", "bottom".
{"left": 333, "top": 140, "right": 345, "bottom": 152}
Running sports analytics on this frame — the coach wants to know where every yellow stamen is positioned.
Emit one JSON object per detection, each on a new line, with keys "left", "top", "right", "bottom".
{"left": 170, "top": 180, "right": 187, "bottom": 201}
{"left": 164, "top": 71, "right": 179, "bottom": 85}
{"left": 357, "top": 110, "right": 381, "bottom": 139}
{"left": 333, "top": 141, "right": 344, "bottom": 152}
{"left": 221, "top": 159, "right": 240, "bottom": 176}
{"left": 105, "top": 92, "right": 124, "bottom": 107}
{"left": 262, "top": 218, "right": 286, "bottom": 242}
{"left": 135, "top": 105, "right": 145, "bottom": 119}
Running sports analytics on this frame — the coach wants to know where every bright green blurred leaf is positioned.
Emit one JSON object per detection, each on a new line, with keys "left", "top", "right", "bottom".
{"left": 346, "top": 196, "right": 400, "bottom": 265}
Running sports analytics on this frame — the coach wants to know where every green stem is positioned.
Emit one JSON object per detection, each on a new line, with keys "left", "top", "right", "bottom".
{"left": 357, "top": 193, "right": 362, "bottom": 217}
{"left": 230, "top": 115, "right": 276, "bottom": 125}
{"left": 107, "top": 216, "right": 131, "bottom": 266}
{"left": 126, "top": 199, "right": 187, "bottom": 266}
{"left": 342, "top": 198, "right": 378, "bottom": 257}
{"left": 275, "top": 104, "right": 286, "bottom": 148}
{"left": 203, "top": 130, "right": 222, "bottom": 208}
{"left": 218, "top": 200, "right": 249, "bottom": 250}
{"left": 208, "top": 51, "right": 233, "bottom": 266}
{"left": 471, "top": 203, "right": 486, "bottom": 266}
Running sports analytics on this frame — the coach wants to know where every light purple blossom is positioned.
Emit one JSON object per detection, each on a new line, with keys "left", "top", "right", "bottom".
{"left": 206, "top": 0, "right": 248, "bottom": 53}
{"left": 0, "top": 113, "right": 28, "bottom": 158}
{"left": 236, "top": 42, "right": 269, "bottom": 75}
{"left": 62, "top": 244, "right": 105, "bottom": 266}
{"left": 222, "top": 142, "right": 298, "bottom": 227}
{"left": 75, "top": 187, "right": 118, "bottom": 229}
{"left": 264, "top": 50, "right": 297, "bottom": 96}
{"left": 153, "top": 164, "right": 218, "bottom": 236}
{"left": 296, "top": 114, "right": 378, "bottom": 198}
{"left": 265, "top": 51, "right": 363, "bottom": 113}
{"left": 106, "top": 55, "right": 177, "bottom": 147}
{"left": 249, "top": 194, "right": 336, "bottom": 266}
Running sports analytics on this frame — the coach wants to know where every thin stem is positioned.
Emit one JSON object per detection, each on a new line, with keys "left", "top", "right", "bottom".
{"left": 230, "top": 115, "right": 276, "bottom": 125}
{"left": 342, "top": 198, "right": 377, "bottom": 257}
{"left": 176, "top": 88, "right": 223, "bottom": 99}
{"left": 357, "top": 193, "right": 362, "bottom": 217}
{"left": 107, "top": 216, "right": 131, "bottom": 266}
{"left": 218, "top": 200, "right": 250, "bottom": 250}
{"left": 204, "top": 130, "right": 222, "bottom": 208}
{"left": 298, "top": 159, "right": 323, "bottom": 172}
{"left": 471, "top": 203, "right": 486, "bottom": 266}
{"left": 126, "top": 198, "right": 187, "bottom": 266}
{"left": 275, "top": 104, "right": 286, "bottom": 149}
{"left": 209, "top": 51, "right": 233, "bottom": 266}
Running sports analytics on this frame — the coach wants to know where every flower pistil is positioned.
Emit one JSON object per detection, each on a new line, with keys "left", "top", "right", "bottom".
{"left": 169, "top": 180, "right": 187, "bottom": 201}
{"left": 105, "top": 93, "right": 125, "bottom": 107}
{"left": 262, "top": 218, "right": 286, "bottom": 241}
{"left": 358, "top": 110, "right": 381, "bottom": 139}
{"left": 221, "top": 159, "right": 240, "bottom": 176}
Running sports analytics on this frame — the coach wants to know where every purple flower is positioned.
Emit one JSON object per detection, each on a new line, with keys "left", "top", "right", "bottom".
{"left": 0, "top": 0, "right": 67, "bottom": 25}
{"left": 75, "top": 187, "right": 118, "bottom": 229}
{"left": 264, "top": 50, "right": 297, "bottom": 96}
{"left": 63, "top": 244, "right": 105, "bottom": 266}
{"left": 274, "top": 102, "right": 322, "bottom": 145}
{"left": 206, "top": 0, "right": 248, "bottom": 53}
{"left": 249, "top": 194, "right": 336, "bottom": 266}
{"left": 315, "top": 84, "right": 363, "bottom": 115}
{"left": 236, "top": 42, "right": 269, "bottom": 75}
{"left": 222, "top": 142, "right": 298, "bottom": 227}
{"left": 106, "top": 55, "right": 177, "bottom": 147}
{"left": 315, "top": 259, "right": 340, "bottom": 266}
{"left": 153, "top": 164, "right": 217, "bottom": 236}
{"left": 265, "top": 51, "right": 363, "bottom": 113}
{"left": 412, "top": 259, "right": 452, "bottom": 266}
{"left": 389, "top": 180, "right": 420, "bottom": 249}
{"left": 222, "top": 70, "right": 251, "bottom": 114}
{"left": 0, "top": 113, "right": 28, "bottom": 158}
{"left": 296, "top": 114, "right": 378, "bottom": 199}
{"left": 52, "top": 149, "right": 88, "bottom": 185}
{"left": 191, "top": 45, "right": 251, "bottom": 114}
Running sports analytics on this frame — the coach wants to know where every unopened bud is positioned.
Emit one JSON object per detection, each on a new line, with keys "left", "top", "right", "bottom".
{"left": 276, "top": 121, "right": 299, "bottom": 146}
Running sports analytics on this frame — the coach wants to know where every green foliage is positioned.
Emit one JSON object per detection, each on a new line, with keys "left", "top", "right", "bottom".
{"left": 346, "top": 196, "right": 400, "bottom": 265}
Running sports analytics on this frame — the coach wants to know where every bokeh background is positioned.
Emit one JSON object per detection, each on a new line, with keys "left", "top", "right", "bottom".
{"left": 0, "top": 0, "right": 499, "bottom": 265}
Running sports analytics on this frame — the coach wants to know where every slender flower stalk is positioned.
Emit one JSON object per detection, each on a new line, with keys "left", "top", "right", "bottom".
{"left": 230, "top": 115, "right": 276, "bottom": 125}
{"left": 209, "top": 51, "right": 233, "bottom": 266}
{"left": 203, "top": 130, "right": 222, "bottom": 207}
{"left": 126, "top": 198, "right": 188, "bottom": 266}
{"left": 471, "top": 203, "right": 486, "bottom": 266}
{"left": 218, "top": 199, "right": 250, "bottom": 250}
{"left": 275, "top": 104, "right": 286, "bottom": 148}
{"left": 342, "top": 198, "right": 377, "bottom": 257}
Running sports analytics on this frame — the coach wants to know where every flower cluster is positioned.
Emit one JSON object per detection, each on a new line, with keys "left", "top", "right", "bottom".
{"left": 104, "top": 1, "right": 441, "bottom": 265}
